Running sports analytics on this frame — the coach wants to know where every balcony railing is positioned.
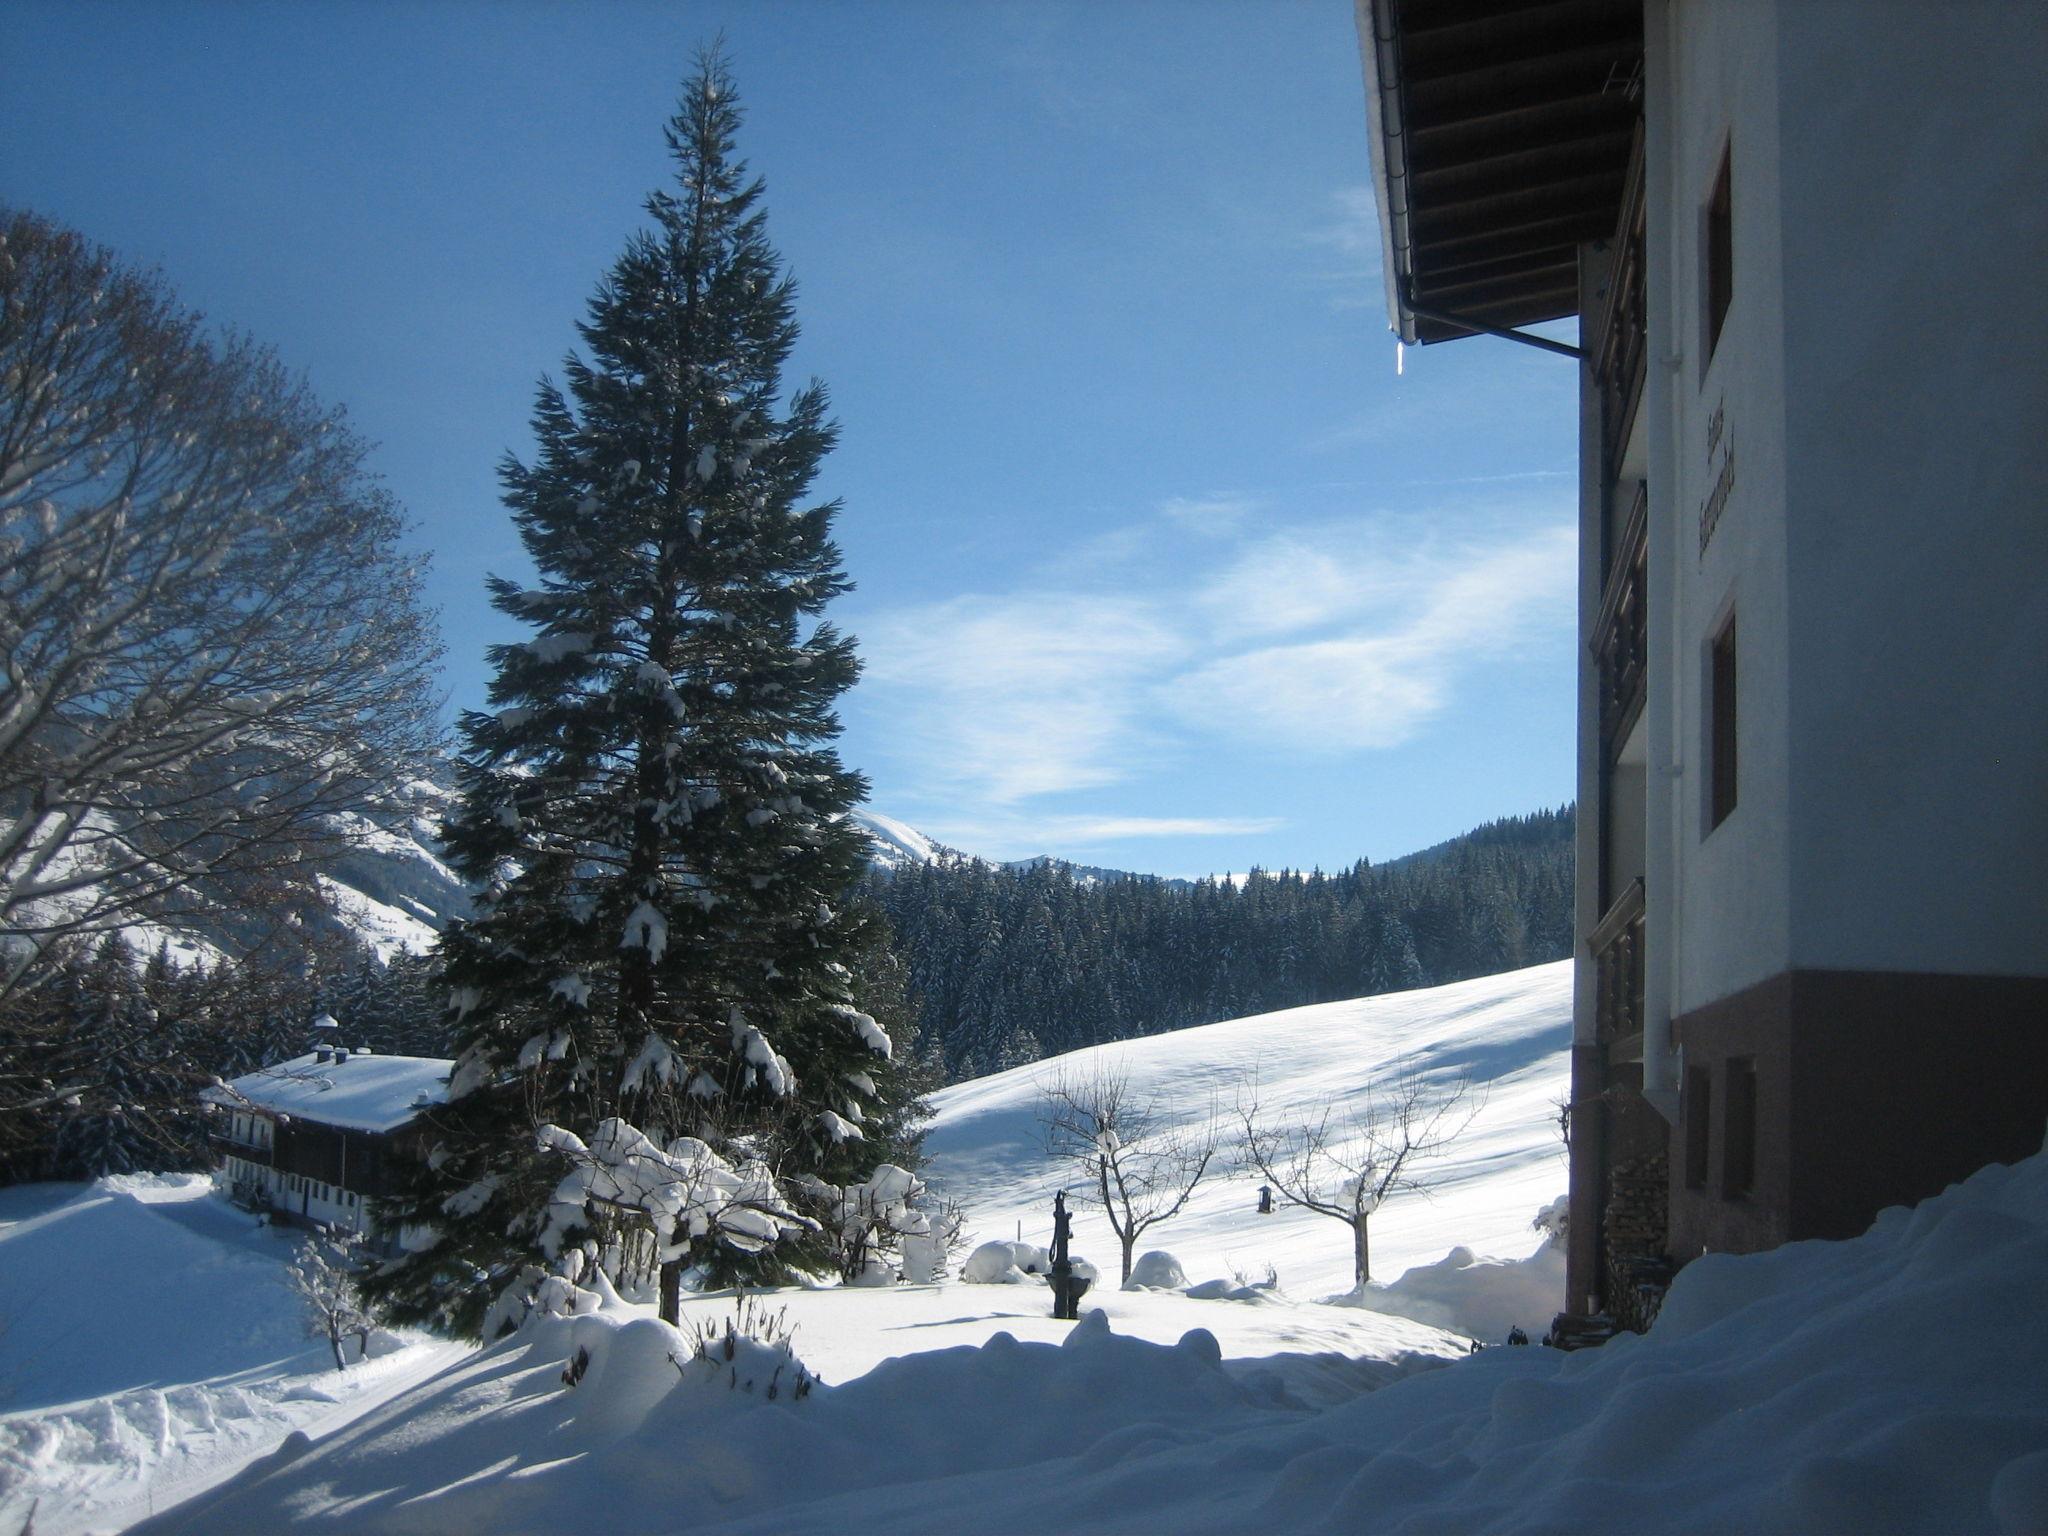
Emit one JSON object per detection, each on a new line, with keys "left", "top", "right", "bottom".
{"left": 210, "top": 1132, "right": 274, "bottom": 1167}
{"left": 1591, "top": 877, "right": 1646, "bottom": 1053}
{"left": 1593, "top": 482, "right": 1648, "bottom": 758}
{"left": 1597, "top": 125, "right": 1647, "bottom": 480}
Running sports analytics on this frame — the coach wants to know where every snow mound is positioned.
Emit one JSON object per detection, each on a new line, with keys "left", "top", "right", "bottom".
{"left": 1333, "top": 1226, "right": 1568, "bottom": 1344}
{"left": 0, "top": 1178, "right": 457, "bottom": 1536}
{"left": 1125, "top": 1250, "right": 1187, "bottom": 1290}
{"left": 961, "top": 1240, "right": 1050, "bottom": 1284}
{"left": 0, "top": 1178, "right": 309, "bottom": 1410}
{"left": 135, "top": 1143, "right": 2048, "bottom": 1534}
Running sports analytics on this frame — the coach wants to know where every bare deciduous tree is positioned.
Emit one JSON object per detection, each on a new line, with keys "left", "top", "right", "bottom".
{"left": 1237, "top": 1061, "right": 1481, "bottom": 1288}
{"left": 0, "top": 209, "right": 442, "bottom": 1002}
{"left": 1040, "top": 1064, "right": 1219, "bottom": 1285}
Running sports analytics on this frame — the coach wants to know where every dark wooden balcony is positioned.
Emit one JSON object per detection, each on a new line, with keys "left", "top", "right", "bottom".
{"left": 1597, "top": 126, "right": 1647, "bottom": 480}
{"left": 210, "top": 1132, "right": 273, "bottom": 1167}
{"left": 1591, "top": 877, "right": 1646, "bottom": 1058}
{"left": 1593, "top": 481, "right": 1648, "bottom": 758}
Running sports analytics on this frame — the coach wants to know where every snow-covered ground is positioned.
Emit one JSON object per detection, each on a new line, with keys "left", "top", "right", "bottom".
{"left": 1, "top": 966, "right": 1567, "bottom": 1532}
{"left": 0, "top": 1177, "right": 463, "bottom": 1536}
{"left": 16, "top": 961, "right": 2046, "bottom": 1533}
{"left": 131, "top": 1137, "right": 2048, "bottom": 1534}
{"left": 925, "top": 962, "right": 1574, "bottom": 1303}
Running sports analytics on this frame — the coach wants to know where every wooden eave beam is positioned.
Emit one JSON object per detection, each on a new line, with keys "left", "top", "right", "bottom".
{"left": 1399, "top": 0, "right": 1638, "bottom": 75}
{"left": 1404, "top": 40, "right": 1642, "bottom": 126}
{"left": 1411, "top": 169, "right": 1626, "bottom": 245}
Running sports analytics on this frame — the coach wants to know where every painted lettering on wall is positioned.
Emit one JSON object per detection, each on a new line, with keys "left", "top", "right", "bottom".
{"left": 1699, "top": 396, "right": 1735, "bottom": 556}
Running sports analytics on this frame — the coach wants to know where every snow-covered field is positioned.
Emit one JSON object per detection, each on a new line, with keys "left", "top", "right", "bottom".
{"left": 13, "top": 961, "right": 2048, "bottom": 1533}
{"left": 0, "top": 966, "right": 1567, "bottom": 1532}
{"left": 0, "top": 1177, "right": 462, "bottom": 1536}
{"left": 925, "top": 961, "right": 1574, "bottom": 1307}
{"left": 127, "top": 1132, "right": 2048, "bottom": 1535}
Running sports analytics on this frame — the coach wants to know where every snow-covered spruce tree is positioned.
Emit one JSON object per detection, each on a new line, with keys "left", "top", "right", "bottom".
{"left": 368, "top": 53, "right": 890, "bottom": 1334}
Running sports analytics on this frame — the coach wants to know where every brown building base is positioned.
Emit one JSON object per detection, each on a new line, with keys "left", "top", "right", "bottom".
{"left": 1668, "top": 968, "right": 2048, "bottom": 1263}
{"left": 1567, "top": 968, "right": 2048, "bottom": 1318}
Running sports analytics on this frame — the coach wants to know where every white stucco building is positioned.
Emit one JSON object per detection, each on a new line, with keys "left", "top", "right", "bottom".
{"left": 1359, "top": 0, "right": 2048, "bottom": 1326}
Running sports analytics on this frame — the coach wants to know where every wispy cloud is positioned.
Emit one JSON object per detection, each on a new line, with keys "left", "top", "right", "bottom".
{"left": 916, "top": 811, "right": 1288, "bottom": 862}
{"left": 1165, "top": 526, "right": 1575, "bottom": 753}
{"left": 1404, "top": 469, "right": 1573, "bottom": 488}
{"left": 856, "top": 500, "right": 1574, "bottom": 830}
{"left": 861, "top": 594, "right": 1180, "bottom": 804}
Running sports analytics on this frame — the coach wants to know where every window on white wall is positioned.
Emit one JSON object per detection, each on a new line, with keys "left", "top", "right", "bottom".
{"left": 1703, "top": 144, "right": 1733, "bottom": 363}
{"left": 1708, "top": 611, "right": 1739, "bottom": 831}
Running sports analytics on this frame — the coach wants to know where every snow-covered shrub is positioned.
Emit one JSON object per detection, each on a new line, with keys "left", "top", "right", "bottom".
{"left": 1532, "top": 1193, "right": 1569, "bottom": 1247}
{"left": 533, "top": 1118, "right": 813, "bottom": 1288}
{"left": 796, "top": 1163, "right": 964, "bottom": 1285}
{"left": 1183, "top": 1276, "right": 1283, "bottom": 1303}
{"left": 287, "top": 1234, "right": 379, "bottom": 1370}
{"left": 680, "top": 1294, "right": 817, "bottom": 1400}
{"left": 961, "top": 1240, "right": 1052, "bottom": 1285}
{"left": 1125, "top": 1250, "right": 1188, "bottom": 1291}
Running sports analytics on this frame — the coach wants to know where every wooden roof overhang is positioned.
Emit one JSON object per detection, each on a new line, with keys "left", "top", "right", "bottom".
{"left": 1357, "top": 0, "right": 1642, "bottom": 346}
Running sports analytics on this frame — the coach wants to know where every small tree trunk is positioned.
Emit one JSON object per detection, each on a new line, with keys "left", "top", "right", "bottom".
{"left": 329, "top": 1326, "right": 347, "bottom": 1372}
{"left": 1121, "top": 1229, "right": 1136, "bottom": 1285}
{"left": 659, "top": 1255, "right": 683, "bottom": 1326}
{"left": 1353, "top": 1217, "right": 1371, "bottom": 1288}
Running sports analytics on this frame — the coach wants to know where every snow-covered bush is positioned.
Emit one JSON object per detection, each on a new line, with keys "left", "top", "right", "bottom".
{"left": 536, "top": 1118, "right": 812, "bottom": 1270}
{"left": 962, "top": 1240, "right": 1051, "bottom": 1285}
{"left": 467, "top": 1118, "right": 816, "bottom": 1335}
{"left": 287, "top": 1234, "right": 379, "bottom": 1370}
{"left": 796, "top": 1163, "right": 963, "bottom": 1285}
{"left": 1532, "top": 1193, "right": 1569, "bottom": 1247}
{"left": 1125, "top": 1250, "right": 1188, "bottom": 1291}
{"left": 679, "top": 1293, "right": 818, "bottom": 1400}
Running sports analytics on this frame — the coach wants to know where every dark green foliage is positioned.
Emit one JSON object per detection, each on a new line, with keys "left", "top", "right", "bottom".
{"left": 875, "top": 807, "right": 1575, "bottom": 1080}
{"left": 368, "top": 52, "right": 894, "bottom": 1332}
{"left": 0, "top": 929, "right": 447, "bottom": 1186}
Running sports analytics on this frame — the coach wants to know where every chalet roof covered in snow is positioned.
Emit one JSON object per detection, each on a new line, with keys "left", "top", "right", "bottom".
{"left": 206, "top": 1052, "right": 452, "bottom": 1134}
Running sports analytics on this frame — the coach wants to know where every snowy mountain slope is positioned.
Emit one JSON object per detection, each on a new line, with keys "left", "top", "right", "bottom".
{"left": 136, "top": 1138, "right": 2048, "bottom": 1534}
{"left": 923, "top": 961, "right": 1574, "bottom": 1299}
{"left": 91, "top": 797, "right": 941, "bottom": 967}
{"left": 847, "top": 809, "right": 953, "bottom": 872}
{"left": 999, "top": 853, "right": 1198, "bottom": 889}
{"left": 309, "top": 780, "right": 472, "bottom": 959}
{"left": 0, "top": 1176, "right": 460, "bottom": 1536}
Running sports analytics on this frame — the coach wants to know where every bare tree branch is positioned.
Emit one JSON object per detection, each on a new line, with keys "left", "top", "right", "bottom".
{"left": 0, "top": 209, "right": 443, "bottom": 1001}
{"left": 1236, "top": 1059, "right": 1483, "bottom": 1287}
{"left": 1040, "top": 1063, "right": 1219, "bottom": 1285}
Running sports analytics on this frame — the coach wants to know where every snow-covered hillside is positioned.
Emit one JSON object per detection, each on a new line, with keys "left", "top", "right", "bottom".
{"left": 846, "top": 809, "right": 951, "bottom": 872}
{"left": 107, "top": 799, "right": 946, "bottom": 967}
{"left": 924, "top": 962, "right": 1573, "bottom": 1300}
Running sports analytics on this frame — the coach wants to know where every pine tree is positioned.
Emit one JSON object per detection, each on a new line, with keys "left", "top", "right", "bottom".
{"left": 369, "top": 51, "right": 886, "bottom": 1333}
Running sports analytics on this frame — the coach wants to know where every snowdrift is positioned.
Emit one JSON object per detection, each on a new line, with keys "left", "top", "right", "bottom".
{"left": 0, "top": 1177, "right": 458, "bottom": 1536}
{"left": 139, "top": 1142, "right": 2048, "bottom": 1534}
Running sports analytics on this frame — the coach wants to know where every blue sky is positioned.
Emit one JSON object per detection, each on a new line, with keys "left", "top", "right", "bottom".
{"left": 5, "top": 1, "right": 1579, "bottom": 877}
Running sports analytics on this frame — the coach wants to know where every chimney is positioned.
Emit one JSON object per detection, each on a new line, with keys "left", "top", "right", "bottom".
{"left": 314, "top": 1048, "right": 333, "bottom": 1064}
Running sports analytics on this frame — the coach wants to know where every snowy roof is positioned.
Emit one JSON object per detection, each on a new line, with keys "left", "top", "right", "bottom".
{"left": 205, "top": 1052, "right": 451, "bottom": 1134}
